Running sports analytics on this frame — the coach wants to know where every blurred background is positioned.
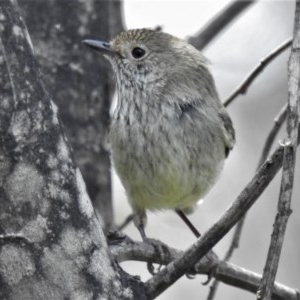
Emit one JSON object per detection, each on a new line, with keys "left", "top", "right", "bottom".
{"left": 112, "top": 1, "right": 300, "bottom": 299}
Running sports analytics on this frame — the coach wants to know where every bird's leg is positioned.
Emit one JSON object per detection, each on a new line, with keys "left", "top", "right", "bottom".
{"left": 133, "top": 209, "right": 169, "bottom": 275}
{"left": 175, "top": 209, "right": 201, "bottom": 238}
{"left": 117, "top": 213, "right": 134, "bottom": 231}
{"left": 175, "top": 209, "right": 216, "bottom": 283}
{"left": 133, "top": 210, "right": 155, "bottom": 274}
{"left": 133, "top": 209, "right": 147, "bottom": 240}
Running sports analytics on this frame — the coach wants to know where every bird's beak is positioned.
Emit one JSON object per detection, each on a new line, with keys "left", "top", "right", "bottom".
{"left": 82, "top": 39, "right": 111, "bottom": 53}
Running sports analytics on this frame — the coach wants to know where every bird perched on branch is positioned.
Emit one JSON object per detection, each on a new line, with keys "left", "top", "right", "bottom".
{"left": 83, "top": 28, "right": 235, "bottom": 240}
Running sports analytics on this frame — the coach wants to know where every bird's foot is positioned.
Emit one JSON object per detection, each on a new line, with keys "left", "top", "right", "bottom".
{"left": 202, "top": 264, "right": 217, "bottom": 285}
{"left": 143, "top": 237, "right": 170, "bottom": 275}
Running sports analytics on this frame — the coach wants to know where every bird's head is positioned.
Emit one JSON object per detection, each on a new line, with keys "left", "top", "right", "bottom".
{"left": 83, "top": 28, "right": 207, "bottom": 88}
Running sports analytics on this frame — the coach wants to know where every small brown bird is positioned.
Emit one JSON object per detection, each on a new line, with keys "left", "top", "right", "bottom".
{"left": 83, "top": 28, "right": 235, "bottom": 239}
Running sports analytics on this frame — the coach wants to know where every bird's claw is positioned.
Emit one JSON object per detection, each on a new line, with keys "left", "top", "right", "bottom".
{"left": 202, "top": 264, "right": 217, "bottom": 285}
{"left": 147, "top": 261, "right": 164, "bottom": 275}
{"left": 143, "top": 237, "right": 170, "bottom": 275}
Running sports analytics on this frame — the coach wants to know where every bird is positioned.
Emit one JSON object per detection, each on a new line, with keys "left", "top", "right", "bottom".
{"left": 82, "top": 28, "right": 235, "bottom": 240}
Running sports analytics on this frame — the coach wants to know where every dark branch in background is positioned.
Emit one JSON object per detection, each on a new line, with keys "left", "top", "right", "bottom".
{"left": 144, "top": 126, "right": 300, "bottom": 299}
{"left": 188, "top": 0, "right": 256, "bottom": 51}
{"left": 110, "top": 237, "right": 299, "bottom": 300}
{"left": 257, "top": 2, "right": 300, "bottom": 299}
{"left": 223, "top": 37, "right": 292, "bottom": 107}
{"left": 208, "top": 103, "right": 288, "bottom": 300}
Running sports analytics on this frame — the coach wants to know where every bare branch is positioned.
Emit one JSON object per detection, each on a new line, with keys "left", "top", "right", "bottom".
{"left": 110, "top": 237, "right": 218, "bottom": 275}
{"left": 257, "top": 2, "right": 300, "bottom": 299}
{"left": 144, "top": 130, "right": 300, "bottom": 299}
{"left": 217, "top": 261, "right": 300, "bottom": 300}
{"left": 208, "top": 104, "right": 289, "bottom": 300}
{"left": 223, "top": 38, "right": 292, "bottom": 107}
{"left": 258, "top": 104, "right": 288, "bottom": 168}
{"left": 208, "top": 103, "right": 288, "bottom": 299}
{"left": 207, "top": 280, "right": 219, "bottom": 300}
{"left": 207, "top": 212, "right": 245, "bottom": 300}
{"left": 110, "top": 238, "right": 300, "bottom": 300}
{"left": 188, "top": 0, "right": 256, "bottom": 51}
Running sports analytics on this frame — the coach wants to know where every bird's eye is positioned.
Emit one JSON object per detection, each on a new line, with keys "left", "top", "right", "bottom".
{"left": 131, "top": 47, "right": 146, "bottom": 59}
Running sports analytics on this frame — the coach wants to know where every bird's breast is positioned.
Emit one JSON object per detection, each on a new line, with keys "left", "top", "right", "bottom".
{"left": 109, "top": 98, "right": 225, "bottom": 211}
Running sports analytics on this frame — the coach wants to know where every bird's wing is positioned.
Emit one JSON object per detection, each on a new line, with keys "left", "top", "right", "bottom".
{"left": 177, "top": 100, "right": 235, "bottom": 158}
{"left": 218, "top": 109, "right": 235, "bottom": 157}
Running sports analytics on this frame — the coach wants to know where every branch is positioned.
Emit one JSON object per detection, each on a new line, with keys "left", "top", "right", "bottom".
{"left": 216, "top": 262, "right": 300, "bottom": 300}
{"left": 208, "top": 102, "right": 288, "bottom": 299}
{"left": 207, "top": 212, "right": 244, "bottom": 300}
{"left": 223, "top": 38, "right": 292, "bottom": 107}
{"left": 257, "top": 2, "right": 300, "bottom": 299}
{"left": 258, "top": 104, "right": 288, "bottom": 168}
{"left": 144, "top": 124, "right": 300, "bottom": 299}
{"left": 188, "top": 0, "right": 256, "bottom": 51}
{"left": 207, "top": 27, "right": 292, "bottom": 300}
{"left": 109, "top": 236, "right": 218, "bottom": 275}
{"left": 110, "top": 238, "right": 300, "bottom": 300}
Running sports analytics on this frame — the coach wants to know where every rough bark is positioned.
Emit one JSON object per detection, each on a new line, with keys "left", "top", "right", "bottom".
{"left": 18, "top": 0, "right": 125, "bottom": 231}
{"left": 0, "top": 1, "right": 144, "bottom": 299}
{"left": 257, "top": 1, "right": 300, "bottom": 298}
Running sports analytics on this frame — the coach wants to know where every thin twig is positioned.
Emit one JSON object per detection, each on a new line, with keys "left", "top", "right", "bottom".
{"left": 208, "top": 29, "right": 291, "bottom": 300}
{"left": 216, "top": 261, "right": 300, "bottom": 300}
{"left": 208, "top": 103, "right": 288, "bottom": 300}
{"left": 230, "top": 106, "right": 287, "bottom": 250}
{"left": 110, "top": 237, "right": 300, "bottom": 300}
{"left": 207, "top": 280, "right": 219, "bottom": 300}
{"left": 258, "top": 104, "right": 288, "bottom": 168}
{"left": 257, "top": 2, "right": 300, "bottom": 299}
{"left": 223, "top": 38, "right": 292, "bottom": 107}
{"left": 207, "top": 214, "right": 244, "bottom": 300}
{"left": 144, "top": 127, "right": 300, "bottom": 299}
{"left": 188, "top": 0, "right": 256, "bottom": 51}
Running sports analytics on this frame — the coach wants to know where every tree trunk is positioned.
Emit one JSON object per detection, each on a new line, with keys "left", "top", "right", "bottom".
{"left": 0, "top": 1, "right": 144, "bottom": 299}
{"left": 18, "top": 0, "right": 124, "bottom": 231}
